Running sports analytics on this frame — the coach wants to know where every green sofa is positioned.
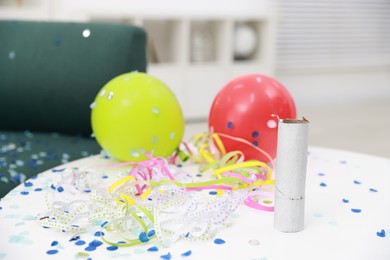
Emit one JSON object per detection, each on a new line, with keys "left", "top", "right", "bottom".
{"left": 0, "top": 20, "right": 147, "bottom": 198}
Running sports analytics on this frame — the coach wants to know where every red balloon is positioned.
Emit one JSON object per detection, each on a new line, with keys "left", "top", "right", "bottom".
{"left": 208, "top": 74, "right": 296, "bottom": 163}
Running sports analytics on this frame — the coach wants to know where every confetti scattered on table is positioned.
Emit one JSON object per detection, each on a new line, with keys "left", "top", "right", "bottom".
{"left": 181, "top": 250, "right": 192, "bottom": 257}
{"left": 147, "top": 246, "right": 159, "bottom": 252}
{"left": 106, "top": 245, "right": 118, "bottom": 251}
{"left": 46, "top": 249, "right": 58, "bottom": 255}
{"left": 160, "top": 252, "right": 172, "bottom": 259}
{"left": 1, "top": 146, "right": 389, "bottom": 259}
{"left": 376, "top": 229, "right": 386, "bottom": 238}
{"left": 214, "top": 238, "right": 226, "bottom": 245}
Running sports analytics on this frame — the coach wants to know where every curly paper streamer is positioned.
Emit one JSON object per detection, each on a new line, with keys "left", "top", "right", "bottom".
{"left": 171, "top": 132, "right": 275, "bottom": 172}
{"left": 38, "top": 147, "right": 275, "bottom": 248}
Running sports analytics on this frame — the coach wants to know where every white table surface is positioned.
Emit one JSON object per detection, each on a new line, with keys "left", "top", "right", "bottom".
{"left": 0, "top": 146, "right": 389, "bottom": 260}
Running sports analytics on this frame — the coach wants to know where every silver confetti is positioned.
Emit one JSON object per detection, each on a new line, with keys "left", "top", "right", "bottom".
{"left": 107, "top": 91, "right": 114, "bottom": 100}
{"left": 82, "top": 29, "right": 91, "bottom": 38}
{"left": 90, "top": 102, "right": 96, "bottom": 109}
{"left": 248, "top": 239, "right": 260, "bottom": 246}
{"left": 152, "top": 107, "right": 160, "bottom": 115}
{"left": 8, "top": 51, "right": 16, "bottom": 60}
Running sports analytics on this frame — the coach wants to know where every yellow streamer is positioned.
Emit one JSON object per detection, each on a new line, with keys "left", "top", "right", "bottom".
{"left": 212, "top": 133, "right": 226, "bottom": 155}
{"left": 140, "top": 186, "right": 152, "bottom": 200}
{"left": 118, "top": 194, "right": 135, "bottom": 205}
{"left": 214, "top": 160, "right": 272, "bottom": 176}
{"left": 109, "top": 175, "right": 135, "bottom": 193}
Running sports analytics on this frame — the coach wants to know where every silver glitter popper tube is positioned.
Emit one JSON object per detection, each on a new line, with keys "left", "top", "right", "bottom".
{"left": 274, "top": 118, "right": 309, "bottom": 232}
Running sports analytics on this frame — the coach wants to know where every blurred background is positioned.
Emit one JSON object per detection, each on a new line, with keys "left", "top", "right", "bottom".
{"left": 1, "top": 0, "right": 389, "bottom": 158}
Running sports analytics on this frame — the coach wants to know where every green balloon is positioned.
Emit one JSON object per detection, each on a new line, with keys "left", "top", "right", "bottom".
{"left": 91, "top": 72, "right": 184, "bottom": 162}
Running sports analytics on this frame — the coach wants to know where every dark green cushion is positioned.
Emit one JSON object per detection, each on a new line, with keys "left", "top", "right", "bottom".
{"left": 0, "top": 130, "right": 102, "bottom": 198}
{"left": 0, "top": 20, "right": 147, "bottom": 198}
{"left": 0, "top": 20, "right": 147, "bottom": 136}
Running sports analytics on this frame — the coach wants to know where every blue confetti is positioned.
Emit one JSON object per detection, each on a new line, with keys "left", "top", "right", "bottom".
{"left": 209, "top": 191, "right": 217, "bottom": 195}
{"left": 11, "top": 173, "right": 25, "bottom": 183}
{"left": 139, "top": 232, "right": 149, "bottom": 242}
{"left": 46, "top": 249, "right": 58, "bottom": 255}
{"left": 106, "top": 245, "right": 118, "bottom": 251}
{"left": 57, "top": 186, "right": 64, "bottom": 192}
{"left": 51, "top": 240, "right": 58, "bottom": 246}
{"left": 160, "top": 252, "right": 172, "bottom": 259}
{"left": 50, "top": 184, "right": 56, "bottom": 190}
{"left": 376, "top": 229, "right": 386, "bottom": 237}
{"left": 89, "top": 240, "right": 103, "bottom": 247}
{"left": 24, "top": 181, "right": 33, "bottom": 187}
{"left": 342, "top": 199, "right": 349, "bottom": 203}
{"left": 320, "top": 182, "right": 327, "bottom": 187}
{"left": 29, "top": 159, "right": 38, "bottom": 168}
{"left": 227, "top": 121, "right": 234, "bottom": 129}
{"left": 52, "top": 168, "right": 65, "bottom": 173}
{"left": 94, "top": 231, "right": 104, "bottom": 237}
{"left": 351, "top": 208, "right": 362, "bottom": 213}
{"left": 251, "top": 131, "right": 259, "bottom": 138}
{"left": 252, "top": 141, "right": 259, "bottom": 147}
{"left": 318, "top": 173, "right": 326, "bottom": 176}
{"left": 34, "top": 188, "right": 43, "bottom": 192}
{"left": 353, "top": 180, "right": 361, "bottom": 185}
{"left": 147, "top": 246, "right": 159, "bottom": 252}
{"left": 181, "top": 250, "right": 192, "bottom": 257}
{"left": 84, "top": 246, "right": 96, "bottom": 252}
{"left": 75, "top": 240, "right": 86, "bottom": 246}
{"left": 100, "top": 221, "right": 108, "bottom": 227}
{"left": 20, "top": 191, "right": 29, "bottom": 195}
{"left": 53, "top": 39, "right": 61, "bottom": 46}
{"left": 148, "top": 230, "right": 155, "bottom": 237}
{"left": 214, "top": 238, "right": 225, "bottom": 244}
{"left": 69, "top": 236, "right": 80, "bottom": 242}
{"left": 369, "top": 188, "right": 378, "bottom": 192}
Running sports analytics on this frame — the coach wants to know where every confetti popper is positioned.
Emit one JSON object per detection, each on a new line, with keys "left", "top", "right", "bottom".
{"left": 274, "top": 118, "right": 309, "bottom": 232}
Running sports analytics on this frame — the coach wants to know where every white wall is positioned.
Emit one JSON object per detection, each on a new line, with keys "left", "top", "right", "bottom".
{"left": 2, "top": 0, "right": 389, "bottom": 116}
{"left": 274, "top": 0, "right": 390, "bottom": 108}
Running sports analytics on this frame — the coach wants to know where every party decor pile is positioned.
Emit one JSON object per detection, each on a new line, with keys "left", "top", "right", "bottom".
{"left": 37, "top": 133, "right": 275, "bottom": 248}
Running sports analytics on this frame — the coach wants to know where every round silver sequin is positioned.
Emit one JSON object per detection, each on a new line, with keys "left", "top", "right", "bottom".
{"left": 129, "top": 148, "right": 144, "bottom": 158}
{"left": 267, "top": 119, "right": 277, "bottom": 129}
{"left": 82, "top": 29, "right": 91, "bottom": 38}
{"left": 151, "top": 136, "right": 159, "bottom": 144}
{"left": 152, "top": 107, "right": 160, "bottom": 115}
{"left": 248, "top": 239, "right": 260, "bottom": 246}
{"left": 107, "top": 91, "right": 114, "bottom": 100}
{"left": 191, "top": 226, "right": 202, "bottom": 232}
{"left": 9, "top": 51, "right": 16, "bottom": 60}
